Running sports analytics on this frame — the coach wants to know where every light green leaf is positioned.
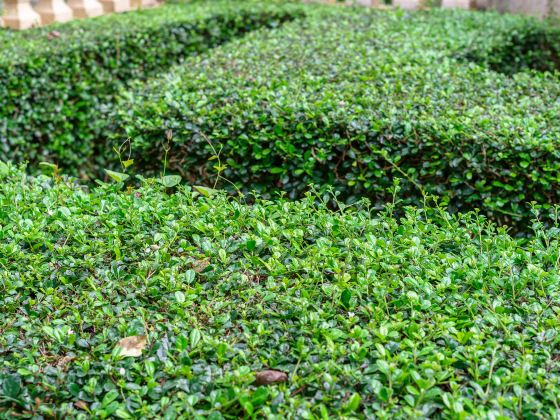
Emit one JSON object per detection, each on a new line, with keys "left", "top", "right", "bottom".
{"left": 0, "top": 161, "right": 9, "bottom": 179}
{"left": 175, "top": 291, "right": 185, "bottom": 303}
{"left": 160, "top": 175, "right": 182, "bottom": 188}
{"left": 190, "top": 329, "right": 202, "bottom": 349}
{"left": 343, "top": 392, "right": 361, "bottom": 413}
{"left": 102, "top": 389, "right": 119, "bottom": 407}
{"left": 193, "top": 185, "right": 216, "bottom": 197}
{"left": 105, "top": 169, "right": 129, "bottom": 183}
{"left": 122, "top": 159, "right": 134, "bottom": 169}
{"left": 2, "top": 375, "right": 21, "bottom": 399}
{"left": 115, "top": 408, "right": 132, "bottom": 419}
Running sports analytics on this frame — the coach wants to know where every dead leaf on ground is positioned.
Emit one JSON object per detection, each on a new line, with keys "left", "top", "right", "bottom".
{"left": 56, "top": 355, "right": 75, "bottom": 369}
{"left": 192, "top": 259, "right": 210, "bottom": 273}
{"left": 48, "top": 31, "right": 61, "bottom": 40}
{"left": 115, "top": 335, "right": 147, "bottom": 357}
{"left": 254, "top": 369, "right": 288, "bottom": 386}
{"left": 75, "top": 401, "right": 88, "bottom": 410}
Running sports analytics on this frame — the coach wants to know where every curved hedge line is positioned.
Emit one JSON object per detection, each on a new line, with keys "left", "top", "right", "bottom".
{"left": 2, "top": 164, "right": 560, "bottom": 417}
{"left": 114, "top": 7, "right": 560, "bottom": 225}
{"left": 0, "top": 1, "right": 303, "bottom": 176}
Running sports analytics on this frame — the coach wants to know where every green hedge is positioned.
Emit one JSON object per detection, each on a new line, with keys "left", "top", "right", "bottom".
{"left": 0, "top": 1, "right": 303, "bottom": 176}
{"left": 2, "top": 164, "right": 560, "bottom": 417}
{"left": 458, "top": 16, "right": 560, "bottom": 74}
{"left": 114, "top": 7, "right": 560, "bottom": 226}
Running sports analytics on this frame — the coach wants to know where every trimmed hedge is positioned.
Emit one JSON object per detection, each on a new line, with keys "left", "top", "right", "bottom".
{"left": 114, "top": 7, "right": 560, "bottom": 225}
{"left": 459, "top": 16, "right": 560, "bottom": 74}
{"left": 0, "top": 1, "right": 303, "bottom": 176}
{"left": 2, "top": 164, "right": 560, "bottom": 417}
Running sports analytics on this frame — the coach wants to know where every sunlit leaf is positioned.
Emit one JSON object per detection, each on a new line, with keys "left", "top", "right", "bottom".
{"left": 160, "top": 175, "right": 182, "bottom": 188}
{"left": 105, "top": 169, "right": 130, "bottom": 183}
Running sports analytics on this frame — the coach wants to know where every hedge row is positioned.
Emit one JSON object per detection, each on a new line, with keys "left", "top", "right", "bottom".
{"left": 2, "top": 164, "right": 560, "bottom": 417}
{"left": 0, "top": 1, "right": 303, "bottom": 176}
{"left": 114, "top": 7, "right": 560, "bottom": 226}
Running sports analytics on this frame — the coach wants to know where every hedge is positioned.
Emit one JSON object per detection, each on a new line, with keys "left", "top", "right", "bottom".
{"left": 2, "top": 163, "right": 560, "bottom": 417}
{"left": 114, "top": 7, "right": 560, "bottom": 226}
{"left": 0, "top": 1, "right": 303, "bottom": 176}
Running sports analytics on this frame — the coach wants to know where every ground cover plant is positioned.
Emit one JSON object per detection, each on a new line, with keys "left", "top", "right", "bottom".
{"left": 113, "top": 6, "right": 560, "bottom": 226}
{"left": 0, "top": 0, "right": 304, "bottom": 176}
{"left": 2, "top": 164, "right": 560, "bottom": 418}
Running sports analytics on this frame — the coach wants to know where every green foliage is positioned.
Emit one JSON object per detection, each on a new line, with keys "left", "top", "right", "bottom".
{"left": 459, "top": 17, "right": 560, "bottom": 74}
{"left": 2, "top": 164, "right": 560, "bottom": 417}
{"left": 115, "top": 7, "right": 560, "bottom": 226}
{"left": 3, "top": 2, "right": 560, "bottom": 417}
{"left": 0, "top": 1, "right": 304, "bottom": 176}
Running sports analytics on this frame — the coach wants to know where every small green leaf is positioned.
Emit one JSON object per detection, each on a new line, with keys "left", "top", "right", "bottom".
{"left": 193, "top": 185, "right": 216, "bottom": 197}
{"left": 2, "top": 375, "right": 21, "bottom": 399}
{"left": 251, "top": 387, "right": 269, "bottom": 406}
{"left": 105, "top": 401, "right": 120, "bottom": 416}
{"left": 122, "top": 159, "right": 134, "bottom": 169}
{"left": 378, "top": 386, "right": 393, "bottom": 402}
{"left": 176, "top": 334, "right": 188, "bottom": 351}
{"left": 145, "top": 360, "right": 155, "bottom": 377}
{"left": 343, "top": 392, "right": 361, "bottom": 413}
{"left": 39, "top": 162, "right": 58, "bottom": 170}
{"left": 184, "top": 270, "right": 196, "bottom": 283}
{"left": 160, "top": 175, "right": 181, "bottom": 188}
{"left": 175, "top": 291, "right": 185, "bottom": 303}
{"left": 105, "top": 169, "right": 129, "bottom": 183}
{"left": 377, "top": 359, "right": 390, "bottom": 375}
{"left": 0, "top": 161, "right": 9, "bottom": 179}
{"left": 246, "top": 239, "right": 257, "bottom": 251}
{"left": 341, "top": 288, "right": 352, "bottom": 309}
{"left": 102, "top": 389, "right": 119, "bottom": 407}
{"left": 115, "top": 408, "right": 133, "bottom": 419}
{"left": 190, "top": 329, "right": 202, "bottom": 349}
{"left": 39, "top": 162, "right": 59, "bottom": 175}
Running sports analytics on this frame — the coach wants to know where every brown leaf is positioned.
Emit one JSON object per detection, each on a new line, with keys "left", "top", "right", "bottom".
{"left": 75, "top": 401, "right": 88, "bottom": 410}
{"left": 48, "top": 30, "right": 61, "bottom": 40}
{"left": 56, "top": 355, "right": 75, "bottom": 369}
{"left": 254, "top": 369, "right": 288, "bottom": 386}
{"left": 192, "top": 259, "right": 210, "bottom": 273}
{"left": 115, "top": 335, "right": 147, "bottom": 357}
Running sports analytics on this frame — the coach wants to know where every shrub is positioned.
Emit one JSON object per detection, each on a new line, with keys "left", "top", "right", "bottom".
{"left": 459, "top": 17, "right": 560, "bottom": 74}
{"left": 114, "top": 7, "right": 560, "bottom": 226}
{"left": 0, "top": 1, "right": 304, "bottom": 176}
{"left": 2, "top": 164, "right": 560, "bottom": 417}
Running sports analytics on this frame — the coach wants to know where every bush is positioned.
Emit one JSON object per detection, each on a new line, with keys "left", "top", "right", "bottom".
{"left": 2, "top": 164, "right": 560, "bottom": 417}
{"left": 459, "top": 17, "right": 560, "bottom": 74}
{"left": 114, "top": 7, "right": 560, "bottom": 226}
{"left": 0, "top": 1, "right": 303, "bottom": 176}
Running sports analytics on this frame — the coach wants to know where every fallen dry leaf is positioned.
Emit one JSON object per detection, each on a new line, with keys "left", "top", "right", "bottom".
{"left": 115, "top": 335, "right": 147, "bottom": 357}
{"left": 48, "top": 31, "right": 61, "bottom": 40}
{"left": 192, "top": 259, "right": 210, "bottom": 273}
{"left": 74, "top": 400, "right": 88, "bottom": 410}
{"left": 254, "top": 369, "right": 288, "bottom": 386}
{"left": 56, "top": 355, "right": 75, "bottom": 369}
